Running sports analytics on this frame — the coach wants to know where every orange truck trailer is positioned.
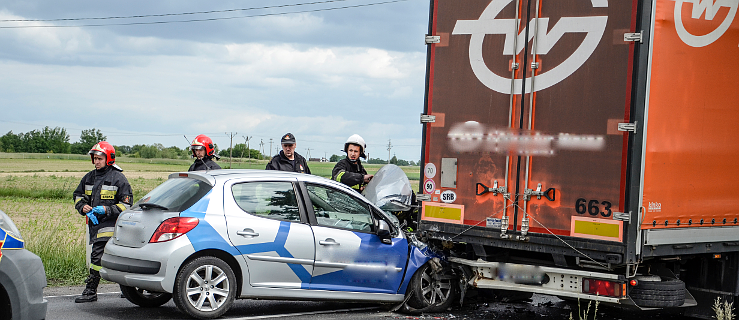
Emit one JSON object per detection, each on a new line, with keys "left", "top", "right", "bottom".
{"left": 417, "top": 0, "right": 739, "bottom": 315}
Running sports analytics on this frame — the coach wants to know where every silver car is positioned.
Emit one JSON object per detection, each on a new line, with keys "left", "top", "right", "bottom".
{"left": 101, "top": 169, "right": 456, "bottom": 319}
{"left": 0, "top": 209, "right": 48, "bottom": 320}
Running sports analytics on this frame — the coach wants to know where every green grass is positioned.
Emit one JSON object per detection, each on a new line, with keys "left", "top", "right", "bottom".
{"left": 0, "top": 154, "right": 421, "bottom": 181}
{"left": 1, "top": 197, "right": 88, "bottom": 286}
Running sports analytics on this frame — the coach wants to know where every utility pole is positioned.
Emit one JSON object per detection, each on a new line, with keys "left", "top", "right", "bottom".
{"left": 243, "top": 136, "right": 252, "bottom": 160}
{"left": 387, "top": 139, "right": 393, "bottom": 164}
{"left": 226, "top": 132, "right": 237, "bottom": 168}
{"left": 269, "top": 138, "right": 273, "bottom": 159}
{"left": 259, "top": 139, "right": 265, "bottom": 159}
{"left": 306, "top": 148, "right": 313, "bottom": 159}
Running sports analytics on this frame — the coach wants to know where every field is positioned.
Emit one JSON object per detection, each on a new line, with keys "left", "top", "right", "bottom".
{"left": 0, "top": 154, "right": 419, "bottom": 286}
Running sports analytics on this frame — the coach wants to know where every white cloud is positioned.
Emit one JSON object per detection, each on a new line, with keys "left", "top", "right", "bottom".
{"left": 0, "top": 2, "right": 429, "bottom": 161}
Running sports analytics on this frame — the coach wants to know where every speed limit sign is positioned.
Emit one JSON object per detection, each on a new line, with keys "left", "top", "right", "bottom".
{"left": 424, "top": 179, "right": 436, "bottom": 194}
{"left": 424, "top": 163, "right": 437, "bottom": 179}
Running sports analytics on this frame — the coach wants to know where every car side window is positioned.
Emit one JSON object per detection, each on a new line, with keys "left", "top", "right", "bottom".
{"left": 231, "top": 182, "right": 301, "bottom": 222}
{"left": 306, "top": 184, "right": 374, "bottom": 232}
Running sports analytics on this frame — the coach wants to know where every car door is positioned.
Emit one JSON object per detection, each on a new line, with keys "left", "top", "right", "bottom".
{"left": 302, "top": 182, "right": 408, "bottom": 294}
{"left": 224, "top": 179, "right": 315, "bottom": 289}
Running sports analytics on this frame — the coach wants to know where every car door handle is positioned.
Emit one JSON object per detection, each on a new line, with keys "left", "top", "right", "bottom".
{"left": 236, "top": 228, "right": 259, "bottom": 237}
{"left": 319, "top": 238, "right": 340, "bottom": 246}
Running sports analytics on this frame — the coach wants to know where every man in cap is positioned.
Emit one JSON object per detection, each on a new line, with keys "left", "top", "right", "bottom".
{"left": 332, "top": 134, "right": 373, "bottom": 191}
{"left": 265, "top": 133, "right": 311, "bottom": 174}
{"left": 72, "top": 141, "right": 133, "bottom": 303}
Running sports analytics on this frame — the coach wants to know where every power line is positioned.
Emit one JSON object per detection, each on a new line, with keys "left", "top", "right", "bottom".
{"left": 0, "top": 0, "right": 350, "bottom": 23}
{"left": 0, "top": 0, "right": 411, "bottom": 29}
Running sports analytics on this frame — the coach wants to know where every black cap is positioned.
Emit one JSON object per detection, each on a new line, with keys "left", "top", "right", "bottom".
{"left": 281, "top": 133, "right": 296, "bottom": 144}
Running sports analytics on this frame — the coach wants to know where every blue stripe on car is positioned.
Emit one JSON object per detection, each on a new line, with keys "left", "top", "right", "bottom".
{"left": 234, "top": 221, "right": 312, "bottom": 284}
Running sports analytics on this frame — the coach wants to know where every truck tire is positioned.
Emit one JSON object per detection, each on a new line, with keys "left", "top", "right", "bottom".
{"left": 630, "top": 278, "right": 685, "bottom": 308}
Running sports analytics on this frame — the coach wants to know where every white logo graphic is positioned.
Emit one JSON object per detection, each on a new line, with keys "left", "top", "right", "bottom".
{"left": 648, "top": 202, "right": 662, "bottom": 212}
{"left": 452, "top": 0, "right": 608, "bottom": 94}
{"left": 441, "top": 190, "right": 457, "bottom": 203}
{"left": 673, "top": 0, "right": 738, "bottom": 47}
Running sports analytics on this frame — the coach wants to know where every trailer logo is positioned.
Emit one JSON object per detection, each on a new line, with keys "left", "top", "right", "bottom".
{"left": 648, "top": 202, "right": 662, "bottom": 212}
{"left": 452, "top": 0, "right": 608, "bottom": 94}
{"left": 673, "top": 0, "right": 738, "bottom": 47}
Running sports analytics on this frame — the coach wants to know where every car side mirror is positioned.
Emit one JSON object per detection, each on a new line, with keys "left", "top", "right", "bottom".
{"left": 377, "top": 220, "right": 392, "bottom": 244}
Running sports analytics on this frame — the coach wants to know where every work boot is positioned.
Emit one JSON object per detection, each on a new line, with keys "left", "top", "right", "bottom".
{"left": 75, "top": 270, "right": 100, "bottom": 303}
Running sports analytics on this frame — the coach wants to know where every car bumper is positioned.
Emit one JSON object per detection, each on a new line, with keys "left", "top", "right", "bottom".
{"left": 100, "top": 236, "right": 195, "bottom": 293}
{"left": 0, "top": 249, "right": 48, "bottom": 320}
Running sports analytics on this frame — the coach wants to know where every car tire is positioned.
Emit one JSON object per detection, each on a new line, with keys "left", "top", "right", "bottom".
{"left": 630, "top": 278, "right": 685, "bottom": 308}
{"left": 407, "top": 262, "right": 457, "bottom": 312}
{"left": 173, "top": 256, "right": 237, "bottom": 319}
{"left": 120, "top": 285, "right": 172, "bottom": 308}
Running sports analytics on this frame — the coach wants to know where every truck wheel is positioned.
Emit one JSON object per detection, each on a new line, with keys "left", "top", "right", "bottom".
{"left": 407, "top": 262, "right": 458, "bottom": 312}
{"left": 173, "top": 256, "right": 237, "bottom": 319}
{"left": 120, "top": 285, "right": 172, "bottom": 307}
{"left": 630, "top": 278, "right": 685, "bottom": 308}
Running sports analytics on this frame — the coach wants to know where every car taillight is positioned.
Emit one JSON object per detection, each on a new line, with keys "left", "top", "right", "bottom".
{"left": 149, "top": 217, "right": 199, "bottom": 243}
{"left": 582, "top": 278, "right": 623, "bottom": 298}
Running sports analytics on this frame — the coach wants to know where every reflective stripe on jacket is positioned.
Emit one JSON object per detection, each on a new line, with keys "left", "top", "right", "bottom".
{"left": 73, "top": 166, "right": 133, "bottom": 244}
{"left": 331, "top": 158, "right": 367, "bottom": 190}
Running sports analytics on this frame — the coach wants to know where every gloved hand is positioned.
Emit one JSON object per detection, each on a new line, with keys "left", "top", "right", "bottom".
{"left": 92, "top": 206, "right": 106, "bottom": 216}
{"left": 86, "top": 211, "right": 99, "bottom": 225}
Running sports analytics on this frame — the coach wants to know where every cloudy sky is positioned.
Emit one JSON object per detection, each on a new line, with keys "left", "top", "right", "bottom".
{"left": 0, "top": 0, "right": 430, "bottom": 161}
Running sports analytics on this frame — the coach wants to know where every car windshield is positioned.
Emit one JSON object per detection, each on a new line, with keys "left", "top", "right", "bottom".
{"left": 133, "top": 178, "right": 212, "bottom": 212}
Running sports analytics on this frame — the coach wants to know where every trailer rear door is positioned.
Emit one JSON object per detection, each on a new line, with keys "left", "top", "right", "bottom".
{"left": 421, "top": 0, "right": 637, "bottom": 243}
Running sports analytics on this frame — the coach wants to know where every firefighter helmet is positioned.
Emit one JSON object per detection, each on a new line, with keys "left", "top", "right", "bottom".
{"left": 191, "top": 134, "right": 216, "bottom": 157}
{"left": 343, "top": 134, "right": 367, "bottom": 159}
{"left": 89, "top": 141, "right": 116, "bottom": 166}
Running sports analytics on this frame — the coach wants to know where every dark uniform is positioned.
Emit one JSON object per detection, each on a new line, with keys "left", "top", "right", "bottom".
{"left": 189, "top": 156, "right": 221, "bottom": 171}
{"left": 265, "top": 151, "right": 311, "bottom": 174}
{"left": 73, "top": 165, "right": 132, "bottom": 301}
{"left": 331, "top": 158, "right": 368, "bottom": 190}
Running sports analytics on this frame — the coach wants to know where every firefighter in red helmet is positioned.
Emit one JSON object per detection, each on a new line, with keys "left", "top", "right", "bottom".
{"left": 188, "top": 134, "right": 221, "bottom": 171}
{"left": 72, "top": 141, "right": 133, "bottom": 303}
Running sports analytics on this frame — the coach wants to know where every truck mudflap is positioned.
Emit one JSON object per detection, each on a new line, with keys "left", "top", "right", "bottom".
{"left": 448, "top": 257, "right": 697, "bottom": 309}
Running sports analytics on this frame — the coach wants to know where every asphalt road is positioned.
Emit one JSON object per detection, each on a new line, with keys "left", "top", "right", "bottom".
{"left": 45, "top": 285, "right": 697, "bottom": 320}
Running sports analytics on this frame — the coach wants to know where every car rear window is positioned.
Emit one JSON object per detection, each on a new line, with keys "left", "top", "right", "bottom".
{"left": 133, "top": 178, "right": 212, "bottom": 212}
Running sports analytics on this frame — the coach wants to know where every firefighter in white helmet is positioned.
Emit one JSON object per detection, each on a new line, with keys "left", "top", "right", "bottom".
{"left": 332, "top": 134, "right": 373, "bottom": 191}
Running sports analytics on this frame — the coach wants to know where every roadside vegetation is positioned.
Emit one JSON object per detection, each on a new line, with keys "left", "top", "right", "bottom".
{"left": 714, "top": 297, "right": 735, "bottom": 320}
{"left": 0, "top": 156, "right": 419, "bottom": 286}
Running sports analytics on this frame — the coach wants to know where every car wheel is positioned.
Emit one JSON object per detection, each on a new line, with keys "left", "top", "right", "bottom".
{"left": 173, "top": 256, "right": 237, "bottom": 319}
{"left": 407, "top": 262, "right": 458, "bottom": 312}
{"left": 630, "top": 277, "right": 685, "bottom": 308}
{"left": 120, "top": 285, "right": 172, "bottom": 307}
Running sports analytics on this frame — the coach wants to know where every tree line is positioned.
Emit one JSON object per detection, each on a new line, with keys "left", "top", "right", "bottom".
{"left": 0, "top": 127, "right": 269, "bottom": 160}
{"left": 328, "top": 154, "right": 416, "bottom": 166}
{"left": 0, "top": 127, "right": 417, "bottom": 164}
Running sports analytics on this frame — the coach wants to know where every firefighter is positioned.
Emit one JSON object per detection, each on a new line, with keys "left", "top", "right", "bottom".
{"left": 332, "top": 134, "right": 373, "bottom": 191}
{"left": 72, "top": 142, "right": 133, "bottom": 303}
{"left": 188, "top": 134, "right": 221, "bottom": 171}
{"left": 265, "top": 133, "right": 311, "bottom": 174}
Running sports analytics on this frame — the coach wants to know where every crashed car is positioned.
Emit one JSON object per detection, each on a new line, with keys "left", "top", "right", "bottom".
{"left": 101, "top": 167, "right": 457, "bottom": 319}
{"left": 0, "top": 209, "right": 48, "bottom": 320}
